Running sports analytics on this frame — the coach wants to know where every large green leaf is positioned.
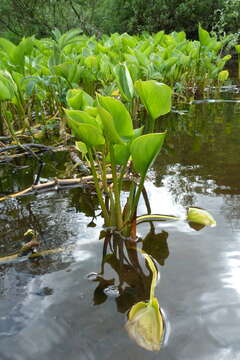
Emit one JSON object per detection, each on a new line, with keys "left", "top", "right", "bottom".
{"left": 97, "top": 95, "right": 133, "bottom": 137}
{"left": 198, "top": 25, "right": 211, "bottom": 47}
{"left": 235, "top": 45, "right": 240, "bottom": 55}
{"left": 66, "top": 88, "right": 94, "bottom": 110}
{"left": 54, "top": 62, "right": 79, "bottom": 83}
{"left": 67, "top": 117, "right": 105, "bottom": 147}
{"left": 135, "top": 80, "right": 172, "bottom": 120}
{"left": 98, "top": 106, "right": 123, "bottom": 144}
{"left": 0, "top": 72, "right": 15, "bottom": 101}
{"left": 115, "top": 63, "right": 134, "bottom": 101}
{"left": 11, "top": 37, "right": 34, "bottom": 72}
{"left": 131, "top": 133, "right": 166, "bottom": 176}
{"left": 0, "top": 38, "right": 16, "bottom": 58}
{"left": 113, "top": 143, "right": 130, "bottom": 165}
{"left": 65, "top": 109, "right": 100, "bottom": 129}
{"left": 0, "top": 80, "right": 11, "bottom": 101}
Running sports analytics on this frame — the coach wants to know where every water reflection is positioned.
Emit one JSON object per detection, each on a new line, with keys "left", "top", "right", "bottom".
{"left": 88, "top": 230, "right": 166, "bottom": 351}
{"left": 1, "top": 100, "right": 240, "bottom": 358}
{"left": 153, "top": 101, "right": 240, "bottom": 228}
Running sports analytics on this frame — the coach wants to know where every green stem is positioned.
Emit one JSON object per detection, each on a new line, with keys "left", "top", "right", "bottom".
{"left": 118, "top": 161, "right": 128, "bottom": 192}
{"left": 2, "top": 102, "right": 18, "bottom": 143}
{"left": 109, "top": 144, "right": 123, "bottom": 229}
{"left": 144, "top": 253, "right": 158, "bottom": 304}
{"left": 95, "top": 148, "right": 108, "bottom": 194}
{"left": 130, "top": 173, "right": 146, "bottom": 219}
{"left": 87, "top": 146, "right": 110, "bottom": 226}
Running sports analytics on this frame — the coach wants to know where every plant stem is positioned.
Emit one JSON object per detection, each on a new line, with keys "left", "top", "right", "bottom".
{"left": 118, "top": 161, "right": 127, "bottom": 192}
{"left": 87, "top": 146, "right": 110, "bottom": 226}
{"left": 130, "top": 173, "right": 146, "bottom": 219}
{"left": 109, "top": 144, "right": 123, "bottom": 229}
{"left": 144, "top": 254, "right": 158, "bottom": 304}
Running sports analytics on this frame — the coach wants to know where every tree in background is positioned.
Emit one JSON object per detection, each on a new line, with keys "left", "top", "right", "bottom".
{"left": 0, "top": 0, "right": 99, "bottom": 41}
{"left": 0, "top": 0, "right": 239, "bottom": 40}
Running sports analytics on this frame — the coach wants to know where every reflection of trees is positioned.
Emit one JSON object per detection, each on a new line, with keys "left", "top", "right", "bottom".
{"left": 152, "top": 102, "right": 240, "bottom": 214}
{"left": 221, "top": 195, "right": 240, "bottom": 231}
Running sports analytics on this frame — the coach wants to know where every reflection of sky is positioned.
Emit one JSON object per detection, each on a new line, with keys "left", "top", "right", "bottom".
{"left": 223, "top": 249, "right": 240, "bottom": 295}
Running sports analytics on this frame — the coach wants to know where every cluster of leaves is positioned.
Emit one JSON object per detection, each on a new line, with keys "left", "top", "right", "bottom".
{"left": 0, "top": 26, "right": 233, "bottom": 137}
{"left": 65, "top": 80, "right": 171, "bottom": 231}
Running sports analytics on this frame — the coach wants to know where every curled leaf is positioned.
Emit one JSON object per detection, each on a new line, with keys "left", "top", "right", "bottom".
{"left": 187, "top": 207, "right": 216, "bottom": 227}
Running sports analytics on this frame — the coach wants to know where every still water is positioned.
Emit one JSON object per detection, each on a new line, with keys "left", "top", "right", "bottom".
{"left": 1, "top": 96, "right": 240, "bottom": 360}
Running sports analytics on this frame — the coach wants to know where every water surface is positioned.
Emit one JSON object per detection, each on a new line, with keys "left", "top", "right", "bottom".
{"left": 1, "top": 98, "right": 240, "bottom": 359}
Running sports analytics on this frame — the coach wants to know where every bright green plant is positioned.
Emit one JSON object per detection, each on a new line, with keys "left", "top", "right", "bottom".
{"left": 65, "top": 82, "right": 170, "bottom": 234}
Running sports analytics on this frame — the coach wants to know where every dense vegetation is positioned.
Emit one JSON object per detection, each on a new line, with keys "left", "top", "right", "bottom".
{"left": 0, "top": 0, "right": 239, "bottom": 41}
{"left": 0, "top": 26, "right": 234, "bottom": 139}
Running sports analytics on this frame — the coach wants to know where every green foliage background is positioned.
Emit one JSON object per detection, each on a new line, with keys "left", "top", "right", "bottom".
{"left": 0, "top": 0, "right": 239, "bottom": 40}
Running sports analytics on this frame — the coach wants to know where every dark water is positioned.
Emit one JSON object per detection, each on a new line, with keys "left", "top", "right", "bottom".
{"left": 1, "top": 97, "right": 240, "bottom": 360}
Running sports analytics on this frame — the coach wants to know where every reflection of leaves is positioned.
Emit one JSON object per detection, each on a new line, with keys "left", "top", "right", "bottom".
{"left": 93, "top": 277, "right": 114, "bottom": 306}
{"left": 69, "top": 188, "right": 98, "bottom": 217}
{"left": 142, "top": 230, "right": 169, "bottom": 266}
{"left": 188, "top": 221, "right": 206, "bottom": 231}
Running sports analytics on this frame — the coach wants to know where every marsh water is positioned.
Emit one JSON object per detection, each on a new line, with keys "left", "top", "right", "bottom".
{"left": 1, "top": 92, "right": 240, "bottom": 359}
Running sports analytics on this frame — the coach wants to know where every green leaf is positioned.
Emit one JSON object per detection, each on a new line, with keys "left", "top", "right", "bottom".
{"left": 11, "top": 37, "right": 34, "bottom": 72}
{"left": 113, "top": 143, "right": 130, "bottom": 165}
{"left": 0, "top": 38, "right": 16, "bottom": 57}
{"left": 66, "top": 89, "right": 94, "bottom": 110}
{"left": 97, "top": 106, "right": 124, "bottom": 144}
{"left": 0, "top": 72, "right": 15, "bottom": 101}
{"left": 135, "top": 80, "right": 172, "bottom": 120}
{"left": 218, "top": 70, "right": 229, "bottom": 82}
{"left": 65, "top": 109, "right": 100, "bottom": 129}
{"left": 235, "top": 45, "right": 240, "bottom": 55}
{"left": 67, "top": 118, "right": 105, "bottom": 147}
{"left": 115, "top": 63, "right": 134, "bottom": 101}
{"left": 0, "top": 79, "right": 12, "bottom": 101}
{"left": 198, "top": 25, "right": 211, "bottom": 47}
{"left": 97, "top": 95, "right": 133, "bottom": 137}
{"left": 130, "top": 133, "right": 166, "bottom": 176}
{"left": 187, "top": 207, "right": 216, "bottom": 227}
{"left": 75, "top": 141, "right": 88, "bottom": 159}
{"left": 54, "top": 62, "right": 80, "bottom": 84}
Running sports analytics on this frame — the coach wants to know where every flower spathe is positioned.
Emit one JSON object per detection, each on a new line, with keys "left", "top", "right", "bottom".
{"left": 125, "top": 297, "right": 164, "bottom": 351}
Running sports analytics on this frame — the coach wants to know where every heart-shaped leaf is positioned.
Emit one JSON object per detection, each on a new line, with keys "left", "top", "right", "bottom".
{"left": 97, "top": 106, "right": 124, "bottom": 144}
{"left": 131, "top": 133, "right": 166, "bottom": 176}
{"left": 135, "top": 80, "right": 172, "bottom": 120}
{"left": 97, "top": 95, "right": 133, "bottom": 137}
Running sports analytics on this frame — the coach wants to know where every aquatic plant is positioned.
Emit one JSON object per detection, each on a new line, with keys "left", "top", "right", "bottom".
{"left": 0, "top": 27, "right": 233, "bottom": 138}
{"left": 65, "top": 81, "right": 171, "bottom": 233}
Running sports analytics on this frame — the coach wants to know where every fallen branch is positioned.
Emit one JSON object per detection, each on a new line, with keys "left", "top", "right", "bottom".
{"left": 0, "top": 144, "right": 75, "bottom": 163}
{"left": 0, "top": 174, "right": 115, "bottom": 202}
{"left": 0, "top": 143, "right": 53, "bottom": 154}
